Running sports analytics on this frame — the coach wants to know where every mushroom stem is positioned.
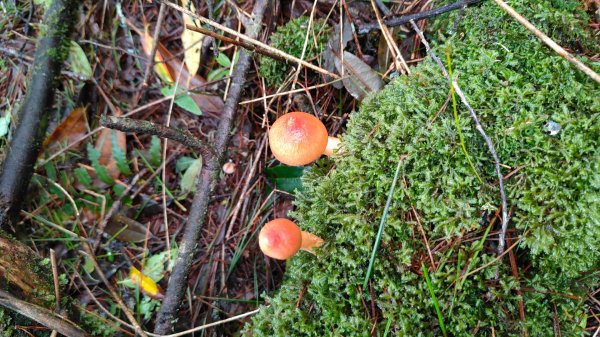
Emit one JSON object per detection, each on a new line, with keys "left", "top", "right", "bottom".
{"left": 323, "top": 136, "right": 341, "bottom": 156}
{"left": 300, "top": 231, "right": 324, "bottom": 255}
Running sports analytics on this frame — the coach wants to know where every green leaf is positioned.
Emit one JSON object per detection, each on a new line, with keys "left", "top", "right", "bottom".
{"left": 68, "top": 41, "right": 93, "bottom": 80}
{"left": 265, "top": 165, "right": 306, "bottom": 193}
{"left": 74, "top": 167, "right": 92, "bottom": 188}
{"left": 86, "top": 143, "right": 114, "bottom": 185}
{"left": 216, "top": 52, "right": 231, "bottom": 67}
{"left": 161, "top": 86, "right": 202, "bottom": 116}
{"left": 112, "top": 131, "right": 132, "bottom": 175}
{"left": 148, "top": 136, "right": 162, "bottom": 166}
{"left": 180, "top": 157, "right": 202, "bottom": 194}
{"left": 83, "top": 255, "right": 95, "bottom": 274}
{"left": 175, "top": 156, "right": 196, "bottom": 173}
{"left": 207, "top": 67, "right": 229, "bottom": 81}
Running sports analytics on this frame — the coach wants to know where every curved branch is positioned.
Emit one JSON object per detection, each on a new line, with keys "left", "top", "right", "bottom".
{"left": 100, "top": 115, "right": 215, "bottom": 161}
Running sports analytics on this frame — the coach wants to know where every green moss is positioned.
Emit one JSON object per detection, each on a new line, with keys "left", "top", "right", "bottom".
{"left": 0, "top": 308, "right": 51, "bottom": 337}
{"left": 246, "top": 1, "right": 599, "bottom": 336}
{"left": 259, "top": 16, "right": 329, "bottom": 87}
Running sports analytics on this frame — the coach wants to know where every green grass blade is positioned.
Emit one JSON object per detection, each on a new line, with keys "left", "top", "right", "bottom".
{"left": 446, "top": 49, "right": 482, "bottom": 184}
{"left": 363, "top": 159, "right": 403, "bottom": 289}
{"left": 422, "top": 263, "right": 448, "bottom": 337}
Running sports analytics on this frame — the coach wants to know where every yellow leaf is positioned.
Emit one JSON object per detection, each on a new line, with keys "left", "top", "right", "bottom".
{"left": 181, "top": 0, "right": 204, "bottom": 81}
{"left": 140, "top": 28, "right": 174, "bottom": 83}
{"left": 129, "top": 267, "right": 163, "bottom": 299}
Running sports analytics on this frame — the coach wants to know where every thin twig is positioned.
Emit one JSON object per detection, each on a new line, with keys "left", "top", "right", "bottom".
{"left": 141, "top": 2, "right": 167, "bottom": 88}
{"left": 49, "top": 249, "right": 60, "bottom": 313}
{"left": 359, "top": 0, "right": 482, "bottom": 33}
{"left": 100, "top": 115, "right": 215, "bottom": 160}
{"left": 153, "top": 0, "right": 269, "bottom": 333}
{"left": 167, "top": 1, "right": 339, "bottom": 79}
{"left": 492, "top": 0, "right": 600, "bottom": 84}
{"left": 409, "top": 20, "right": 509, "bottom": 255}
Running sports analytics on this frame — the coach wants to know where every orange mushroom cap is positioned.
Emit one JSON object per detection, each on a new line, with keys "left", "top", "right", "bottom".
{"left": 259, "top": 218, "right": 302, "bottom": 260}
{"left": 268, "top": 112, "right": 329, "bottom": 166}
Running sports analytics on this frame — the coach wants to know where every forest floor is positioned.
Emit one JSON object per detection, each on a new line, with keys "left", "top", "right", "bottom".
{"left": 0, "top": 0, "right": 598, "bottom": 336}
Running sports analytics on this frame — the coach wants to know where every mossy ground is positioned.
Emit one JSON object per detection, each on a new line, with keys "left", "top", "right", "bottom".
{"left": 259, "top": 16, "right": 329, "bottom": 87}
{"left": 246, "top": 1, "right": 599, "bottom": 336}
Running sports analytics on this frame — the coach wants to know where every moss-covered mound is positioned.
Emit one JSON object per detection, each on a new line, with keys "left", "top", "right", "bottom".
{"left": 247, "top": 1, "right": 599, "bottom": 336}
{"left": 259, "top": 16, "right": 329, "bottom": 87}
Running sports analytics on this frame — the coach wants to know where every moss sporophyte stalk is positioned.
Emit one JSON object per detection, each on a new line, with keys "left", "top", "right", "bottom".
{"left": 248, "top": 0, "right": 600, "bottom": 336}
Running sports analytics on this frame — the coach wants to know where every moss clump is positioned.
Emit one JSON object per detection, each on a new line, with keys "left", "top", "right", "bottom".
{"left": 246, "top": 1, "right": 599, "bottom": 336}
{"left": 259, "top": 16, "right": 329, "bottom": 87}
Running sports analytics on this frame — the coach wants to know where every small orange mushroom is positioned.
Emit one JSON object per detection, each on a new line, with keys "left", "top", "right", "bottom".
{"left": 268, "top": 112, "right": 340, "bottom": 166}
{"left": 258, "top": 218, "right": 324, "bottom": 260}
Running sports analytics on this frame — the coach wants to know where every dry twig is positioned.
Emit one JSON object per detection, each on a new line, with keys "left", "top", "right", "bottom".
{"left": 409, "top": 20, "right": 510, "bottom": 255}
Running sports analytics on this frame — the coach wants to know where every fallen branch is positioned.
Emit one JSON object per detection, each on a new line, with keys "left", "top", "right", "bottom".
{"left": 409, "top": 20, "right": 509, "bottom": 255}
{"left": 492, "top": 0, "right": 600, "bottom": 84}
{"left": 359, "top": 0, "right": 482, "bottom": 33}
{"left": 100, "top": 115, "right": 215, "bottom": 160}
{"left": 152, "top": 0, "right": 269, "bottom": 333}
{"left": 0, "top": 290, "right": 90, "bottom": 337}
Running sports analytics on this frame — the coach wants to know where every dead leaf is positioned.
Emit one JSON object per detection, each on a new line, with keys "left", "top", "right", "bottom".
{"left": 43, "top": 107, "right": 88, "bottom": 151}
{"left": 323, "top": 15, "right": 353, "bottom": 89}
{"left": 334, "top": 51, "right": 384, "bottom": 100}
{"left": 105, "top": 213, "right": 152, "bottom": 243}
{"left": 181, "top": 0, "right": 204, "bottom": 81}
{"left": 140, "top": 28, "right": 174, "bottom": 83}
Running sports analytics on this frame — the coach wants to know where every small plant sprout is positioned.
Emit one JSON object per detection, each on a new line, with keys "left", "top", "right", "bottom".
{"left": 259, "top": 218, "right": 324, "bottom": 260}
{"left": 268, "top": 112, "right": 340, "bottom": 166}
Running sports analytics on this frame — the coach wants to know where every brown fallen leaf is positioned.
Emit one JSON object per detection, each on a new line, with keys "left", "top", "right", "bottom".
{"left": 334, "top": 51, "right": 384, "bottom": 101}
{"left": 43, "top": 107, "right": 88, "bottom": 152}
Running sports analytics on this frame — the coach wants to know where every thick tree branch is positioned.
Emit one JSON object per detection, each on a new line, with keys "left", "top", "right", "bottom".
{"left": 100, "top": 115, "right": 215, "bottom": 160}
{"left": 359, "top": 0, "right": 482, "bottom": 33}
{"left": 153, "top": 0, "right": 269, "bottom": 334}
{"left": 0, "top": 0, "right": 79, "bottom": 228}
